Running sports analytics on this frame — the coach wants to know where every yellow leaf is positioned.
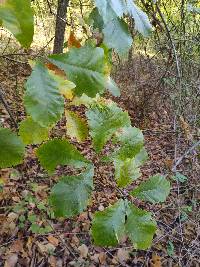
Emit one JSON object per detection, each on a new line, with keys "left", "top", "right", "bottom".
{"left": 59, "top": 80, "right": 75, "bottom": 100}
{"left": 48, "top": 70, "right": 76, "bottom": 100}
{"left": 65, "top": 110, "right": 88, "bottom": 142}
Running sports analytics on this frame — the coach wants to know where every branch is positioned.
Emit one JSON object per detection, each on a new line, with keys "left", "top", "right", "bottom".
{"left": 172, "top": 140, "right": 200, "bottom": 172}
{"left": 155, "top": 2, "right": 181, "bottom": 81}
{"left": 0, "top": 86, "right": 18, "bottom": 130}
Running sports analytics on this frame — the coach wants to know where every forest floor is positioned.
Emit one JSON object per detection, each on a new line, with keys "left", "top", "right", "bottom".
{"left": 0, "top": 54, "right": 199, "bottom": 267}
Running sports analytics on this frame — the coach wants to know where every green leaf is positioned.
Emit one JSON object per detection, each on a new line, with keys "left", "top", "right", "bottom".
{"left": 131, "top": 174, "right": 171, "bottom": 203}
{"left": 36, "top": 139, "right": 88, "bottom": 173}
{"left": 86, "top": 102, "right": 131, "bottom": 153}
{"left": 30, "top": 223, "right": 40, "bottom": 234}
{"left": 24, "top": 62, "right": 64, "bottom": 127}
{"left": 172, "top": 172, "right": 188, "bottom": 183}
{"left": 113, "top": 126, "right": 145, "bottom": 160}
{"left": 103, "top": 17, "right": 132, "bottom": 56}
{"left": 95, "top": 1, "right": 132, "bottom": 55}
{"left": 91, "top": 199, "right": 126, "bottom": 246}
{"left": 134, "top": 148, "right": 148, "bottom": 167}
{"left": 28, "top": 214, "right": 37, "bottom": 223}
{"left": 187, "top": 4, "right": 200, "bottom": 14}
{"left": 95, "top": 0, "right": 126, "bottom": 23}
{"left": 66, "top": 111, "right": 88, "bottom": 142}
{"left": 126, "top": 0, "right": 152, "bottom": 37}
{"left": 106, "top": 76, "right": 120, "bottom": 97}
{"left": 114, "top": 158, "right": 141, "bottom": 187}
{"left": 0, "top": 0, "right": 34, "bottom": 47}
{"left": 0, "top": 128, "right": 25, "bottom": 168}
{"left": 88, "top": 7, "right": 104, "bottom": 31}
{"left": 50, "top": 165, "right": 94, "bottom": 217}
{"left": 167, "top": 241, "right": 175, "bottom": 257}
{"left": 48, "top": 45, "right": 107, "bottom": 97}
{"left": 19, "top": 117, "right": 49, "bottom": 145}
{"left": 125, "top": 203, "right": 157, "bottom": 249}
{"left": 95, "top": 0, "right": 152, "bottom": 37}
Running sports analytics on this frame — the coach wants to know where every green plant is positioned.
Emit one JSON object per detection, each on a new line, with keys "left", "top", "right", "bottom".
{"left": 167, "top": 241, "right": 175, "bottom": 257}
{"left": 13, "top": 192, "right": 53, "bottom": 234}
{"left": 0, "top": 0, "right": 171, "bottom": 249}
{"left": 180, "top": 205, "right": 193, "bottom": 222}
{"left": 172, "top": 172, "right": 188, "bottom": 183}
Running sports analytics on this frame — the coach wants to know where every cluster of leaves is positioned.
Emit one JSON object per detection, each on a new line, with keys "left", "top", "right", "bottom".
{"left": 0, "top": 0, "right": 171, "bottom": 249}
{"left": 13, "top": 191, "right": 53, "bottom": 234}
{"left": 88, "top": 0, "right": 152, "bottom": 56}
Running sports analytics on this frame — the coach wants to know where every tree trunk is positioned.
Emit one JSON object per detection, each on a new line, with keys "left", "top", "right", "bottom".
{"left": 53, "top": 0, "right": 69, "bottom": 54}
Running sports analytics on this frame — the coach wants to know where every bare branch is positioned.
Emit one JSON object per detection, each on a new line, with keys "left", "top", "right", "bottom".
{"left": 0, "top": 86, "right": 18, "bottom": 130}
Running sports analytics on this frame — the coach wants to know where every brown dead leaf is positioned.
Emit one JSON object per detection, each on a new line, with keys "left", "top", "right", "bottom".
{"left": 98, "top": 204, "right": 104, "bottom": 211}
{"left": 150, "top": 254, "right": 162, "bottom": 267}
{"left": 116, "top": 248, "right": 129, "bottom": 263}
{"left": 26, "top": 236, "right": 33, "bottom": 256}
{"left": 4, "top": 254, "right": 18, "bottom": 267}
{"left": 0, "top": 168, "right": 11, "bottom": 181}
{"left": 68, "top": 31, "right": 81, "bottom": 48}
{"left": 98, "top": 252, "right": 106, "bottom": 264}
{"left": 78, "top": 212, "right": 88, "bottom": 222}
{"left": 36, "top": 241, "right": 56, "bottom": 255}
{"left": 47, "top": 236, "right": 59, "bottom": 247}
{"left": 71, "top": 235, "right": 80, "bottom": 247}
{"left": 90, "top": 253, "right": 99, "bottom": 263}
{"left": 10, "top": 240, "right": 23, "bottom": 253}
{"left": 48, "top": 255, "right": 57, "bottom": 267}
{"left": 7, "top": 213, "right": 18, "bottom": 222}
{"left": 78, "top": 244, "right": 88, "bottom": 258}
{"left": 164, "top": 157, "right": 173, "bottom": 170}
{"left": 179, "top": 115, "right": 193, "bottom": 141}
{"left": 2, "top": 214, "right": 17, "bottom": 235}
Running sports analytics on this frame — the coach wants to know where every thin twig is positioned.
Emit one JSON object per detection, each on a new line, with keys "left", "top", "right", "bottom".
{"left": 173, "top": 116, "right": 185, "bottom": 266}
{"left": 155, "top": 2, "right": 181, "bottom": 81}
{"left": 0, "top": 85, "right": 18, "bottom": 130}
{"left": 2, "top": 56, "right": 27, "bottom": 64}
{"left": 172, "top": 140, "right": 200, "bottom": 172}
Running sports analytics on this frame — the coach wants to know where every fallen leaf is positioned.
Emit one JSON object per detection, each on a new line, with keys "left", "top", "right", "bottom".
{"left": 150, "top": 254, "right": 162, "bottom": 267}
{"left": 91, "top": 253, "right": 99, "bottom": 263}
{"left": 98, "top": 252, "right": 106, "bottom": 264}
{"left": 78, "top": 212, "right": 88, "bottom": 222}
{"left": 117, "top": 248, "right": 129, "bottom": 263}
{"left": 179, "top": 116, "right": 193, "bottom": 141}
{"left": 36, "top": 242, "right": 56, "bottom": 255}
{"left": 71, "top": 236, "right": 80, "bottom": 247}
{"left": 10, "top": 240, "right": 23, "bottom": 253}
{"left": 98, "top": 204, "right": 104, "bottom": 211}
{"left": 4, "top": 254, "right": 18, "bottom": 267}
{"left": 78, "top": 244, "right": 88, "bottom": 258}
{"left": 48, "top": 255, "right": 57, "bottom": 267}
{"left": 47, "top": 236, "right": 59, "bottom": 247}
{"left": 7, "top": 213, "right": 18, "bottom": 222}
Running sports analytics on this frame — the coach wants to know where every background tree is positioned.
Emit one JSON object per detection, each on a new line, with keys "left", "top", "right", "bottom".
{"left": 53, "top": 0, "right": 69, "bottom": 54}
